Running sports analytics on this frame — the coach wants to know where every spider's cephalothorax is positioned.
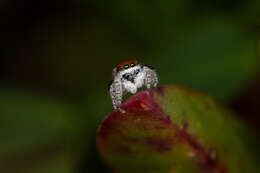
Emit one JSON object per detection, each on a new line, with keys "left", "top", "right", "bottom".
{"left": 108, "top": 59, "right": 158, "bottom": 110}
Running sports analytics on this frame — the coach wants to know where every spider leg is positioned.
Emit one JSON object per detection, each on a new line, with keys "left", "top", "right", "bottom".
{"left": 152, "top": 69, "right": 159, "bottom": 87}
{"left": 109, "top": 77, "right": 123, "bottom": 109}
{"left": 143, "top": 65, "right": 158, "bottom": 89}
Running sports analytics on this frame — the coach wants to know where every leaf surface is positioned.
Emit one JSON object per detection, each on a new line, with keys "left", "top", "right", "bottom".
{"left": 97, "top": 85, "right": 260, "bottom": 173}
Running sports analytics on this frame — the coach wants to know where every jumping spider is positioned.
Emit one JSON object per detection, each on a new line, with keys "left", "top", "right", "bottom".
{"left": 108, "top": 59, "right": 158, "bottom": 110}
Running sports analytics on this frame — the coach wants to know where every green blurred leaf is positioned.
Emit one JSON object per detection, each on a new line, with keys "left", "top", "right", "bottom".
{"left": 0, "top": 87, "right": 80, "bottom": 173}
{"left": 155, "top": 20, "right": 259, "bottom": 100}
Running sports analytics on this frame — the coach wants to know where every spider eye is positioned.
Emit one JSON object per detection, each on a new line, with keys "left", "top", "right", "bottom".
{"left": 130, "top": 63, "right": 135, "bottom": 67}
{"left": 120, "top": 67, "right": 123, "bottom": 70}
{"left": 124, "top": 64, "right": 129, "bottom": 69}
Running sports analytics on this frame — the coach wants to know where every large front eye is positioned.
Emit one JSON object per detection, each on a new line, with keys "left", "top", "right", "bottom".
{"left": 130, "top": 63, "right": 135, "bottom": 67}
{"left": 124, "top": 64, "right": 129, "bottom": 69}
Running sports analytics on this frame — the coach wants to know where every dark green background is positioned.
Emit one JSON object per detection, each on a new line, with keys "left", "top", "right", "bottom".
{"left": 0, "top": 0, "right": 259, "bottom": 172}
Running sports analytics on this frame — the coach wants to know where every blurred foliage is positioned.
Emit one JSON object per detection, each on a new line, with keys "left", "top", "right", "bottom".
{"left": 0, "top": 0, "right": 259, "bottom": 172}
{"left": 0, "top": 87, "right": 76, "bottom": 172}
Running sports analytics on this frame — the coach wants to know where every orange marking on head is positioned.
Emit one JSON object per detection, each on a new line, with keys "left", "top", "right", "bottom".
{"left": 116, "top": 59, "right": 139, "bottom": 72}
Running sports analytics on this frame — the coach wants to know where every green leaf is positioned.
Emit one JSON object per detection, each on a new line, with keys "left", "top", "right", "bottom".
{"left": 0, "top": 88, "right": 78, "bottom": 173}
{"left": 97, "top": 85, "right": 260, "bottom": 173}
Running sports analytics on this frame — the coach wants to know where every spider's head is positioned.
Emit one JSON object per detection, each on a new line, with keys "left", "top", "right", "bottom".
{"left": 116, "top": 59, "right": 139, "bottom": 72}
{"left": 112, "top": 59, "right": 142, "bottom": 80}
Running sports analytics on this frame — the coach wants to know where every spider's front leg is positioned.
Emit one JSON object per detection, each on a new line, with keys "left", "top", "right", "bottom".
{"left": 143, "top": 65, "right": 158, "bottom": 89}
{"left": 109, "top": 77, "right": 123, "bottom": 110}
